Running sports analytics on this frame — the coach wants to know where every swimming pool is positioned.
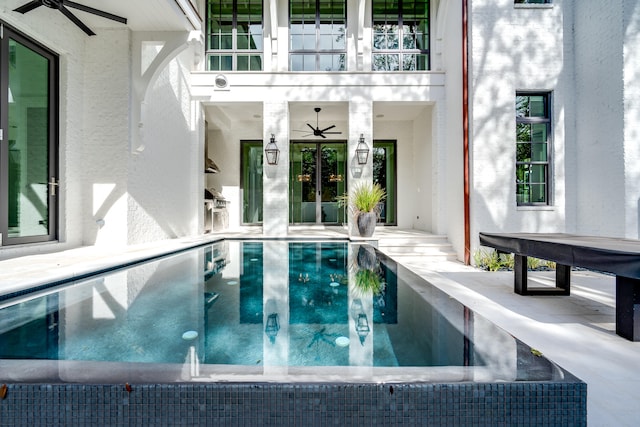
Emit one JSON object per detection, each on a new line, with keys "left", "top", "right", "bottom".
{"left": 0, "top": 239, "right": 586, "bottom": 425}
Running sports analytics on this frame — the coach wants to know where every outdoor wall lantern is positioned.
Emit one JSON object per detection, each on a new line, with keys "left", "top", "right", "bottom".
{"left": 356, "top": 134, "right": 370, "bottom": 165}
{"left": 355, "top": 313, "right": 370, "bottom": 345}
{"left": 265, "top": 313, "right": 280, "bottom": 344}
{"left": 265, "top": 134, "right": 280, "bottom": 165}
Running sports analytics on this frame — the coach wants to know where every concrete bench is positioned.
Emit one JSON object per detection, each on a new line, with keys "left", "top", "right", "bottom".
{"left": 479, "top": 232, "right": 640, "bottom": 341}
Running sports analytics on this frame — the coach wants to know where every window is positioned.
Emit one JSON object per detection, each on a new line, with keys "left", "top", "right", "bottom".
{"left": 289, "top": 0, "right": 346, "bottom": 71}
{"left": 515, "top": 1, "right": 551, "bottom": 4}
{"left": 516, "top": 93, "right": 551, "bottom": 205}
{"left": 206, "top": 0, "right": 263, "bottom": 71}
{"left": 372, "top": 0, "right": 430, "bottom": 71}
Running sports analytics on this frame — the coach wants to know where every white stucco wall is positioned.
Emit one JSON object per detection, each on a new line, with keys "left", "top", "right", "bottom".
{"left": 624, "top": 1, "right": 640, "bottom": 239}
{"left": 128, "top": 49, "right": 202, "bottom": 244}
{"left": 82, "top": 29, "right": 131, "bottom": 246}
{"left": 441, "top": 0, "right": 465, "bottom": 260}
{"left": 574, "top": 1, "right": 625, "bottom": 238}
{"left": 469, "top": 0, "right": 570, "bottom": 254}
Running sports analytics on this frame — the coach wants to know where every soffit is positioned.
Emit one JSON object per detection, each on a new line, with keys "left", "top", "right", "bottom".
{"left": 4, "top": 0, "right": 201, "bottom": 33}
{"left": 205, "top": 102, "right": 432, "bottom": 130}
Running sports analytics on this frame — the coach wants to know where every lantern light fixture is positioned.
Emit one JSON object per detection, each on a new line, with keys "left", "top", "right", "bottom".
{"left": 356, "top": 134, "right": 370, "bottom": 165}
{"left": 265, "top": 134, "right": 280, "bottom": 165}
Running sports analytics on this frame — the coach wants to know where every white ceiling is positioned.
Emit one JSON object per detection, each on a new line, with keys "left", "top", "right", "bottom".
{"left": 4, "top": 0, "right": 199, "bottom": 33}
{"left": 205, "top": 102, "right": 432, "bottom": 130}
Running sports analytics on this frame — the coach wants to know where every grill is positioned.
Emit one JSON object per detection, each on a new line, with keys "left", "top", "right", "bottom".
{"left": 205, "top": 187, "right": 228, "bottom": 232}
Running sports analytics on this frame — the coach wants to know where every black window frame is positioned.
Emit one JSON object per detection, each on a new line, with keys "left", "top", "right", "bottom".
{"left": 514, "top": 0, "right": 551, "bottom": 4}
{"left": 289, "top": 0, "right": 347, "bottom": 72}
{"left": 372, "top": 0, "right": 430, "bottom": 72}
{"left": 515, "top": 92, "right": 552, "bottom": 206}
{"left": 206, "top": 0, "right": 264, "bottom": 71}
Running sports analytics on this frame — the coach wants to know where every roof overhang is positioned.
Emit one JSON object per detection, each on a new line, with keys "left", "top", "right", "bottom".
{"left": 3, "top": 0, "right": 202, "bottom": 33}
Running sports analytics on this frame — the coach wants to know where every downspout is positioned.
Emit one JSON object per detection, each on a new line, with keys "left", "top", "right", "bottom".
{"left": 462, "top": 0, "right": 471, "bottom": 265}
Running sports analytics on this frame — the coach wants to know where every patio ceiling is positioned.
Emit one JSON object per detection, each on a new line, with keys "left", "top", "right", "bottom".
{"left": 4, "top": 0, "right": 200, "bottom": 33}
{"left": 205, "top": 102, "right": 432, "bottom": 131}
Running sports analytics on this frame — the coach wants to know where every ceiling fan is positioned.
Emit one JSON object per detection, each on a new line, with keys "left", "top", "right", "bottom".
{"left": 302, "top": 107, "right": 342, "bottom": 139}
{"left": 13, "top": 0, "right": 127, "bottom": 36}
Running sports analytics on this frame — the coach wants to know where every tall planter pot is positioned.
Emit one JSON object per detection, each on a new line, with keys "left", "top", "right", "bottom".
{"left": 356, "top": 212, "right": 377, "bottom": 237}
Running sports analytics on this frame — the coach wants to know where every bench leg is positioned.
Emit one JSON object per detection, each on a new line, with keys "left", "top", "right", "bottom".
{"left": 514, "top": 254, "right": 528, "bottom": 295}
{"left": 556, "top": 264, "right": 571, "bottom": 295}
{"left": 616, "top": 276, "right": 640, "bottom": 341}
{"left": 514, "top": 255, "right": 571, "bottom": 296}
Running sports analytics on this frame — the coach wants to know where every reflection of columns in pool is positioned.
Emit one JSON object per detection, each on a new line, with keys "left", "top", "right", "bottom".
{"left": 263, "top": 241, "right": 289, "bottom": 373}
{"left": 348, "top": 244, "right": 374, "bottom": 367}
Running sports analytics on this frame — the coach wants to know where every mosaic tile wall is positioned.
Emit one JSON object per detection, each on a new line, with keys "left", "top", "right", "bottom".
{"left": 0, "top": 381, "right": 586, "bottom": 426}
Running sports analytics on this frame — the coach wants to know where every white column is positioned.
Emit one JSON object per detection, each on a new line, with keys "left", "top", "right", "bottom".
{"left": 348, "top": 100, "right": 373, "bottom": 236}
{"left": 263, "top": 101, "right": 290, "bottom": 236}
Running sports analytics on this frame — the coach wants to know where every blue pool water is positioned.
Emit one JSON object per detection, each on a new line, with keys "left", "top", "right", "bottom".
{"left": 0, "top": 240, "right": 566, "bottom": 384}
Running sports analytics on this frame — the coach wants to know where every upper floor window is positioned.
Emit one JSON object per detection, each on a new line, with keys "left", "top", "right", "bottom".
{"left": 514, "top": 0, "right": 551, "bottom": 4}
{"left": 516, "top": 93, "right": 551, "bottom": 205}
{"left": 289, "top": 0, "right": 346, "bottom": 71}
{"left": 206, "top": 0, "right": 263, "bottom": 71}
{"left": 372, "top": 0, "right": 430, "bottom": 71}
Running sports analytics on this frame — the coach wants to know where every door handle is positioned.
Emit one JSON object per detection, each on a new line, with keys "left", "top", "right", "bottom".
{"left": 48, "top": 177, "right": 59, "bottom": 196}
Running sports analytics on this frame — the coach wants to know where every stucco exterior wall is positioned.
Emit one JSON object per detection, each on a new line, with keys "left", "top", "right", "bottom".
{"left": 128, "top": 49, "right": 202, "bottom": 244}
{"left": 623, "top": 0, "right": 640, "bottom": 239}
{"left": 574, "top": 1, "right": 625, "bottom": 238}
{"left": 469, "top": 0, "right": 571, "bottom": 253}
{"left": 82, "top": 29, "right": 131, "bottom": 246}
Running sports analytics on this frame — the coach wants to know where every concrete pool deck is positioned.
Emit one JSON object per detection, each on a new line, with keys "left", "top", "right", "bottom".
{"left": 0, "top": 227, "right": 637, "bottom": 426}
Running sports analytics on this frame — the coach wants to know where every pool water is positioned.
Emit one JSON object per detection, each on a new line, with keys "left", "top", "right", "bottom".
{"left": 0, "top": 240, "right": 564, "bottom": 384}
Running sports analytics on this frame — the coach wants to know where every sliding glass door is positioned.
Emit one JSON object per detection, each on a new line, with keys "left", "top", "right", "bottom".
{"left": 0, "top": 23, "right": 58, "bottom": 246}
{"left": 290, "top": 142, "right": 346, "bottom": 224}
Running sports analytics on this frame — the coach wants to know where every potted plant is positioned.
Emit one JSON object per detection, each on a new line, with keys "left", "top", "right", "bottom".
{"left": 337, "top": 182, "right": 386, "bottom": 237}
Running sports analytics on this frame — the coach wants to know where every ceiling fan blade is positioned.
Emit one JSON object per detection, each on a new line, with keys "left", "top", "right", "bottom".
{"left": 13, "top": 1, "right": 42, "bottom": 14}
{"left": 307, "top": 123, "right": 316, "bottom": 132}
{"left": 59, "top": 5, "right": 95, "bottom": 36}
{"left": 65, "top": 0, "right": 127, "bottom": 24}
{"left": 320, "top": 125, "right": 336, "bottom": 132}
{"left": 322, "top": 132, "right": 342, "bottom": 134}
{"left": 319, "top": 133, "right": 327, "bottom": 139}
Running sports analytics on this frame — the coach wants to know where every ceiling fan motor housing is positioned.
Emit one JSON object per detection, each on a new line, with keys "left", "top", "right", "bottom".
{"left": 42, "top": 0, "right": 61, "bottom": 9}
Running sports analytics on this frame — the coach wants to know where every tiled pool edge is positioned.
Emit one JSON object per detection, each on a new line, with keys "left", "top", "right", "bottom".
{"left": 0, "top": 381, "right": 586, "bottom": 426}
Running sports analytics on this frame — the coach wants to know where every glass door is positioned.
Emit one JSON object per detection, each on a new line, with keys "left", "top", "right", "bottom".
{"left": 0, "top": 24, "right": 58, "bottom": 246}
{"left": 290, "top": 142, "right": 346, "bottom": 224}
{"left": 373, "top": 141, "right": 396, "bottom": 225}
{"left": 241, "top": 141, "right": 264, "bottom": 224}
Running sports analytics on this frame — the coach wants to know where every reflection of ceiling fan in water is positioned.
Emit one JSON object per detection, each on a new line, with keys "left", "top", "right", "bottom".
{"left": 13, "top": 0, "right": 127, "bottom": 36}
{"left": 297, "top": 108, "right": 342, "bottom": 138}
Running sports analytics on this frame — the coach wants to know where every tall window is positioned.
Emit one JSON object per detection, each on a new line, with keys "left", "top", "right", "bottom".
{"left": 372, "top": 0, "right": 430, "bottom": 71}
{"left": 206, "top": 0, "right": 263, "bottom": 71}
{"left": 516, "top": 93, "right": 551, "bottom": 205}
{"left": 289, "top": 0, "right": 346, "bottom": 71}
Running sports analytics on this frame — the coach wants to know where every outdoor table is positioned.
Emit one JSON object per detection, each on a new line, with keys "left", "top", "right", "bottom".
{"left": 479, "top": 232, "right": 640, "bottom": 341}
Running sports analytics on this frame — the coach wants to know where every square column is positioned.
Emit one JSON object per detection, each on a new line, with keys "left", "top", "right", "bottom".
{"left": 263, "top": 101, "right": 290, "bottom": 236}
{"left": 348, "top": 100, "right": 373, "bottom": 236}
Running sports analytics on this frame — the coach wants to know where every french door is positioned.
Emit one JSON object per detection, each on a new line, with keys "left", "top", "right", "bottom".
{"left": 290, "top": 142, "right": 346, "bottom": 224}
{"left": 0, "top": 23, "right": 58, "bottom": 246}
